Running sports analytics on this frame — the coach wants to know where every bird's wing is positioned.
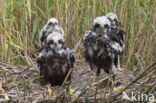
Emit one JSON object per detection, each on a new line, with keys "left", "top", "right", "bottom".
{"left": 108, "top": 27, "right": 126, "bottom": 56}
{"left": 39, "top": 24, "right": 48, "bottom": 42}
{"left": 37, "top": 46, "right": 52, "bottom": 66}
{"left": 67, "top": 48, "right": 75, "bottom": 67}
{"left": 83, "top": 31, "right": 98, "bottom": 46}
{"left": 83, "top": 30, "right": 92, "bottom": 42}
{"left": 60, "top": 27, "right": 65, "bottom": 37}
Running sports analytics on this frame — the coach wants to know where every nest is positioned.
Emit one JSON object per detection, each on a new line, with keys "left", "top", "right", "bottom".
{"left": 0, "top": 61, "right": 156, "bottom": 102}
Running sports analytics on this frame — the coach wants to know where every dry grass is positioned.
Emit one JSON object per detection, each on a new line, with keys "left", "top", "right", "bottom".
{"left": 0, "top": 0, "right": 155, "bottom": 69}
{"left": 0, "top": 61, "right": 155, "bottom": 102}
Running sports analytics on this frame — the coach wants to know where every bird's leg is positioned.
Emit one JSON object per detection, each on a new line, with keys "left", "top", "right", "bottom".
{"left": 109, "top": 70, "right": 115, "bottom": 92}
{"left": 94, "top": 71, "right": 100, "bottom": 103}
{"left": 89, "top": 63, "right": 98, "bottom": 83}
{"left": 90, "top": 63, "right": 100, "bottom": 89}
{"left": 117, "top": 57, "right": 123, "bottom": 71}
{"left": 91, "top": 70, "right": 101, "bottom": 90}
{"left": 93, "top": 68, "right": 100, "bottom": 83}
{"left": 109, "top": 65, "right": 122, "bottom": 91}
{"left": 94, "top": 68, "right": 100, "bottom": 84}
{"left": 93, "top": 71, "right": 100, "bottom": 83}
{"left": 47, "top": 84, "right": 53, "bottom": 95}
{"left": 91, "top": 72, "right": 97, "bottom": 90}
{"left": 109, "top": 70, "right": 122, "bottom": 91}
{"left": 93, "top": 74, "right": 96, "bottom": 84}
{"left": 67, "top": 81, "right": 78, "bottom": 97}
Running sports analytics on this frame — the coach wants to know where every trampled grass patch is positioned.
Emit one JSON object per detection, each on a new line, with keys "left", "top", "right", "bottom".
{"left": 0, "top": 0, "right": 155, "bottom": 69}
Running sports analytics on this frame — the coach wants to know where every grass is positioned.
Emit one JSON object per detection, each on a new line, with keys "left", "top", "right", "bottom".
{"left": 0, "top": 0, "right": 155, "bottom": 69}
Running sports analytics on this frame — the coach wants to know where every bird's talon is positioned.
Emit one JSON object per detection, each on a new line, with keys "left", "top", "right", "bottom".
{"left": 113, "top": 87, "right": 122, "bottom": 91}
{"left": 68, "top": 87, "right": 78, "bottom": 97}
{"left": 117, "top": 67, "right": 123, "bottom": 71}
{"left": 91, "top": 85, "right": 96, "bottom": 90}
{"left": 48, "top": 87, "right": 53, "bottom": 95}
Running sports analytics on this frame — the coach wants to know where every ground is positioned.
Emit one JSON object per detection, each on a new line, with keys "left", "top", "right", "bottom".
{"left": 0, "top": 60, "right": 155, "bottom": 102}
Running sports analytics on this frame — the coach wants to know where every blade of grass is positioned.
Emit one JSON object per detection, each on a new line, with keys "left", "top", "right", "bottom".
{"left": 31, "top": 18, "right": 38, "bottom": 44}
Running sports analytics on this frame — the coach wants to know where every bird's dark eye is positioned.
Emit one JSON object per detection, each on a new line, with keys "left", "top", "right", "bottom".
{"left": 94, "top": 23, "right": 100, "bottom": 28}
{"left": 55, "top": 22, "right": 58, "bottom": 25}
{"left": 108, "top": 18, "right": 112, "bottom": 21}
{"left": 48, "top": 40, "right": 54, "bottom": 45}
{"left": 104, "top": 24, "right": 109, "bottom": 28}
{"left": 48, "top": 22, "right": 52, "bottom": 26}
{"left": 58, "top": 40, "right": 63, "bottom": 44}
{"left": 114, "top": 18, "right": 117, "bottom": 21}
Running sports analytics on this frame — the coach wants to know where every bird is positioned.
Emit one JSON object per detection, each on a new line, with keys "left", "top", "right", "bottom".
{"left": 106, "top": 12, "right": 126, "bottom": 70}
{"left": 39, "top": 18, "right": 64, "bottom": 46}
{"left": 37, "top": 31, "right": 75, "bottom": 86}
{"left": 83, "top": 15, "right": 125, "bottom": 90}
{"left": 106, "top": 12, "right": 119, "bottom": 29}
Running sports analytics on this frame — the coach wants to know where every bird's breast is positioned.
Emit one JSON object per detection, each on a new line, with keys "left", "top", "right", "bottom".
{"left": 87, "top": 46, "right": 94, "bottom": 57}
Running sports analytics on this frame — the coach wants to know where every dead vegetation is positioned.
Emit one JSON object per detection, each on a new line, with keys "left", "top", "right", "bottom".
{"left": 0, "top": 61, "right": 155, "bottom": 102}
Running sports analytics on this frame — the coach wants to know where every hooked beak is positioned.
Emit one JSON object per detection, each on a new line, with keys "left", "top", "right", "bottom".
{"left": 114, "top": 19, "right": 118, "bottom": 26}
{"left": 54, "top": 43, "right": 57, "bottom": 46}
{"left": 100, "top": 24, "right": 107, "bottom": 30}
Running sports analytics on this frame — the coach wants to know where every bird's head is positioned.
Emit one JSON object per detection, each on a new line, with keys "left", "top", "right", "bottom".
{"left": 93, "top": 16, "right": 110, "bottom": 34}
{"left": 46, "top": 32, "right": 64, "bottom": 50}
{"left": 106, "top": 12, "right": 118, "bottom": 26}
{"left": 47, "top": 18, "right": 58, "bottom": 27}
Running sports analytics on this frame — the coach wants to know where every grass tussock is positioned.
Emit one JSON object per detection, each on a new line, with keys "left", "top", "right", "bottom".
{"left": 0, "top": 0, "right": 155, "bottom": 69}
